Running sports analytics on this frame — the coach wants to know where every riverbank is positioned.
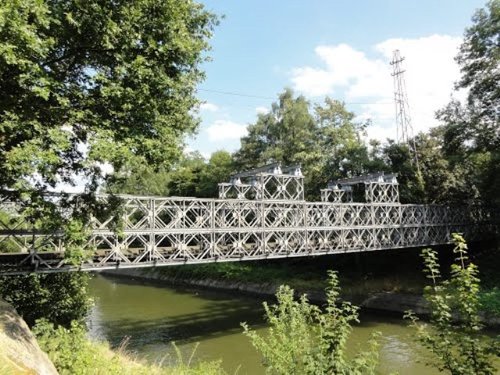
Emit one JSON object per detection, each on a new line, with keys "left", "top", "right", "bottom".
{"left": 0, "top": 297, "right": 227, "bottom": 375}
{"left": 101, "top": 245, "right": 500, "bottom": 327}
{"left": 102, "top": 267, "right": 433, "bottom": 316}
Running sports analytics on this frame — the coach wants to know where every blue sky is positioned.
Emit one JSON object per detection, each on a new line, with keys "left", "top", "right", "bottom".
{"left": 188, "top": 0, "right": 486, "bottom": 157}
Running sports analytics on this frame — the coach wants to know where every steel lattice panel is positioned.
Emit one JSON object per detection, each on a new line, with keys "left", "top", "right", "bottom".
{"left": 0, "top": 194, "right": 495, "bottom": 274}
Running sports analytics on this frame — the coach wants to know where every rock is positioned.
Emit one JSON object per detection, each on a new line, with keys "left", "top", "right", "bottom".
{"left": 360, "top": 292, "right": 429, "bottom": 315}
{"left": 0, "top": 299, "right": 58, "bottom": 375}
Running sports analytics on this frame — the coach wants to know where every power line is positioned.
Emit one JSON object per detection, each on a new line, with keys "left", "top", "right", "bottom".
{"left": 198, "top": 88, "right": 274, "bottom": 100}
{"left": 198, "top": 88, "right": 392, "bottom": 105}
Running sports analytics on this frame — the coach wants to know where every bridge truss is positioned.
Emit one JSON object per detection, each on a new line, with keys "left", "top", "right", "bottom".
{"left": 0, "top": 196, "right": 494, "bottom": 275}
{"left": 0, "top": 165, "right": 496, "bottom": 275}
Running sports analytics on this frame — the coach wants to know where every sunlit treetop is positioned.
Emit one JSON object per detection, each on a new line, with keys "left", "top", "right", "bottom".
{"left": 0, "top": 0, "right": 218, "bottom": 197}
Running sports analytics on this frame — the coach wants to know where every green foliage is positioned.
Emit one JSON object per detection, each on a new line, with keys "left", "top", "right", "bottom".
{"left": 456, "top": 0, "right": 499, "bottom": 151}
{"left": 199, "top": 151, "right": 236, "bottom": 197}
{"left": 0, "top": 0, "right": 218, "bottom": 328}
{"left": 34, "top": 319, "right": 106, "bottom": 375}
{"left": 406, "top": 234, "right": 500, "bottom": 374}
{"left": 33, "top": 319, "right": 227, "bottom": 375}
{"left": 0, "top": 0, "right": 218, "bottom": 258}
{"left": 169, "top": 342, "right": 228, "bottom": 375}
{"left": 167, "top": 152, "right": 211, "bottom": 197}
{"left": 381, "top": 141, "right": 425, "bottom": 203}
{"left": 479, "top": 287, "right": 500, "bottom": 317}
{"left": 0, "top": 0, "right": 218, "bottom": 193}
{"left": 436, "top": 0, "right": 500, "bottom": 206}
{"left": 110, "top": 150, "right": 235, "bottom": 198}
{"left": 242, "top": 271, "right": 379, "bottom": 375}
{"left": 235, "top": 89, "right": 316, "bottom": 170}
{"left": 0, "top": 272, "right": 93, "bottom": 327}
{"left": 234, "top": 89, "right": 372, "bottom": 199}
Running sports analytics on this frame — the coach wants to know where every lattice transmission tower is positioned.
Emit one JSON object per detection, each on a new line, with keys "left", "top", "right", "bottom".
{"left": 390, "top": 50, "right": 420, "bottom": 169}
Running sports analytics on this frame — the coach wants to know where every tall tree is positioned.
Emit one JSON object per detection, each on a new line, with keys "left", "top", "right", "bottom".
{"left": 235, "top": 90, "right": 371, "bottom": 199}
{"left": 455, "top": 0, "right": 499, "bottom": 151}
{"left": 436, "top": 0, "right": 499, "bottom": 205}
{"left": 382, "top": 141, "right": 425, "bottom": 203}
{"left": 0, "top": 0, "right": 217, "bottom": 202}
{"left": 167, "top": 151, "right": 207, "bottom": 197}
{"left": 107, "top": 150, "right": 235, "bottom": 198}
{"left": 198, "top": 150, "right": 235, "bottom": 198}
{"left": 0, "top": 0, "right": 217, "bottom": 326}
{"left": 235, "top": 89, "right": 318, "bottom": 170}
{"left": 311, "top": 98, "right": 372, "bottom": 197}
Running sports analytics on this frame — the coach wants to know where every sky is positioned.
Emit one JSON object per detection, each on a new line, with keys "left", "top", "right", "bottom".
{"left": 188, "top": 0, "right": 487, "bottom": 158}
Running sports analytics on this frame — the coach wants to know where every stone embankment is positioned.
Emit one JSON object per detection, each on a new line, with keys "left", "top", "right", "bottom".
{"left": 102, "top": 268, "right": 500, "bottom": 327}
{"left": 102, "top": 268, "right": 430, "bottom": 314}
{"left": 0, "top": 299, "right": 58, "bottom": 375}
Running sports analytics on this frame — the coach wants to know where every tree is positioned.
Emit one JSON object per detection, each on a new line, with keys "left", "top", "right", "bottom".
{"left": 0, "top": 0, "right": 217, "bottom": 325}
{"left": 107, "top": 150, "right": 235, "bottom": 198}
{"left": 310, "top": 98, "right": 372, "bottom": 198}
{"left": 381, "top": 131, "right": 475, "bottom": 204}
{"left": 242, "top": 271, "right": 380, "bottom": 375}
{"left": 406, "top": 234, "right": 500, "bottom": 374}
{"left": 235, "top": 88, "right": 318, "bottom": 171}
{"left": 106, "top": 165, "right": 173, "bottom": 196}
{"left": 381, "top": 141, "right": 425, "bottom": 203}
{"left": 455, "top": 0, "right": 499, "bottom": 152}
{"left": 436, "top": 0, "right": 499, "bottom": 206}
{"left": 416, "top": 130, "right": 480, "bottom": 204}
{"left": 235, "top": 90, "right": 371, "bottom": 199}
{"left": 0, "top": 0, "right": 217, "bottom": 207}
{"left": 167, "top": 152, "right": 207, "bottom": 197}
{"left": 198, "top": 150, "right": 235, "bottom": 197}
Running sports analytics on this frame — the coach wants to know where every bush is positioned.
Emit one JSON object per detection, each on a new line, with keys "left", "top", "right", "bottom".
{"left": 406, "top": 234, "right": 500, "bottom": 374}
{"left": 33, "top": 319, "right": 227, "bottom": 375}
{"left": 242, "top": 271, "right": 379, "bottom": 375}
{"left": 0, "top": 272, "right": 93, "bottom": 327}
{"left": 480, "top": 287, "right": 500, "bottom": 317}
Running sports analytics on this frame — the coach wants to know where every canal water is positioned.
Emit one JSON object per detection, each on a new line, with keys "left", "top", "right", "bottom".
{"left": 87, "top": 274, "right": 439, "bottom": 374}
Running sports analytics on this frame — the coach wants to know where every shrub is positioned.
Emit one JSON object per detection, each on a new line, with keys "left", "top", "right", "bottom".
{"left": 405, "top": 234, "right": 500, "bottom": 374}
{"left": 33, "top": 319, "right": 227, "bottom": 375}
{"left": 242, "top": 271, "right": 379, "bottom": 375}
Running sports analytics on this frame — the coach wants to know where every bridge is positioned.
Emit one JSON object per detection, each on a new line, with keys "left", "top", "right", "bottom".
{"left": 0, "top": 164, "right": 495, "bottom": 275}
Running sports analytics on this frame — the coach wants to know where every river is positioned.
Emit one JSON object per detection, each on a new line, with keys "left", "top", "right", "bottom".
{"left": 87, "top": 273, "right": 440, "bottom": 374}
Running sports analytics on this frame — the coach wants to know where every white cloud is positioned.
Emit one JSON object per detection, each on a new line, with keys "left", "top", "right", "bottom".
{"left": 206, "top": 120, "right": 247, "bottom": 142}
{"left": 255, "top": 106, "right": 269, "bottom": 115}
{"left": 291, "top": 35, "right": 463, "bottom": 140}
{"left": 200, "top": 102, "right": 219, "bottom": 112}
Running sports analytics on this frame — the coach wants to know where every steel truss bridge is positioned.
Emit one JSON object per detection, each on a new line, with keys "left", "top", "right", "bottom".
{"left": 0, "top": 164, "right": 496, "bottom": 275}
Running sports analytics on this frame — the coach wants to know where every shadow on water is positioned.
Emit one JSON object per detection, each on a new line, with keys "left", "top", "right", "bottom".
{"left": 88, "top": 274, "right": 267, "bottom": 349}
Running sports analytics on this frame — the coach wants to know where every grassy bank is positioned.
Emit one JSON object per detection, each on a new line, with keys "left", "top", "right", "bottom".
{"left": 34, "top": 320, "right": 227, "bottom": 375}
{"left": 150, "top": 248, "right": 431, "bottom": 295}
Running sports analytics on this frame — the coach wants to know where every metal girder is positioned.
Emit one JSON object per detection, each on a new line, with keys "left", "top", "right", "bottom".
{"left": 219, "top": 164, "right": 304, "bottom": 201}
{"left": 0, "top": 194, "right": 495, "bottom": 275}
{"left": 364, "top": 182, "right": 400, "bottom": 203}
{"left": 333, "top": 172, "right": 398, "bottom": 185}
{"left": 231, "top": 163, "right": 302, "bottom": 179}
{"left": 327, "top": 172, "right": 399, "bottom": 204}
{"left": 321, "top": 188, "right": 353, "bottom": 203}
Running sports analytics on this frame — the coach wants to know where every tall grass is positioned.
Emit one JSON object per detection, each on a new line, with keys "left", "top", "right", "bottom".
{"left": 33, "top": 320, "right": 227, "bottom": 375}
